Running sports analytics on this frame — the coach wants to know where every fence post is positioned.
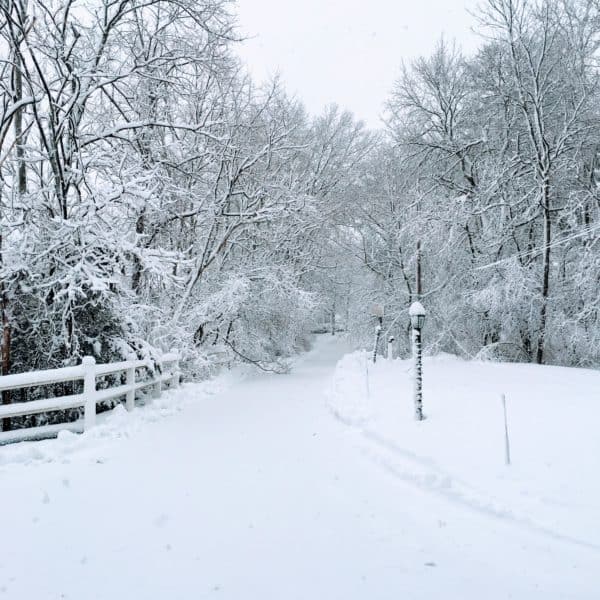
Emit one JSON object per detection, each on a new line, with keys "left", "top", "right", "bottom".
{"left": 152, "top": 360, "right": 162, "bottom": 399}
{"left": 387, "top": 336, "right": 395, "bottom": 362}
{"left": 82, "top": 356, "right": 97, "bottom": 431}
{"left": 126, "top": 366, "right": 135, "bottom": 411}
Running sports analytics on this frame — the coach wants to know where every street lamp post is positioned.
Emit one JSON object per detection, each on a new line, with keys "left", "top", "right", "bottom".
{"left": 371, "top": 303, "right": 384, "bottom": 363}
{"left": 409, "top": 301, "right": 426, "bottom": 421}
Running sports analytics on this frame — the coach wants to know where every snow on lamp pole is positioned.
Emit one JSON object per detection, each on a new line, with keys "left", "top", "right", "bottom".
{"left": 409, "top": 301, "right": 426, "bottom": 421}
{"left": 371, "top": 303, "right": 384, "bottom": 363}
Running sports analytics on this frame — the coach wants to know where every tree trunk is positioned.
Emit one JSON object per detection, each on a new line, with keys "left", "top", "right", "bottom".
{"left": 0, "top": 229, "right": 10, "bottom": 432}
{"left": 330, "top": 303, "right": 335, "bottom": 336}
{"left": 1, "top": 41, "right": 28, "bottom": 431}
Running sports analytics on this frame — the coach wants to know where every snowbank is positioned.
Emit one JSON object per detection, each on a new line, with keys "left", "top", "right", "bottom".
{"left": 0, "top": 370, "right": 240, "bottom": 468}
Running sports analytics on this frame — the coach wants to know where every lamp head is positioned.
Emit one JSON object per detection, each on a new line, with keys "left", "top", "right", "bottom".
{"left": 409, "top": 301, "right": 426, "bottom": 330}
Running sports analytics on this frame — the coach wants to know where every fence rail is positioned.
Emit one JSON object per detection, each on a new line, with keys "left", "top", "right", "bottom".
{"left": 0, "top": 351, "right": 181, "bottom": 445}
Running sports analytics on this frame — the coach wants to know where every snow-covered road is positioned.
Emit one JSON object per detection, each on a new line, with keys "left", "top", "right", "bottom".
{"left": 1, "top": 337, "right": 598, "bottom": 599}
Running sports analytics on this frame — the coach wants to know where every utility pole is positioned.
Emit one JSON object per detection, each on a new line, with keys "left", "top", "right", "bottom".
{"left": 416, "top": 239, "right": 422, "bottom": 298}
{"left": 411, "top": 232, "right": 425, "bottom": 422}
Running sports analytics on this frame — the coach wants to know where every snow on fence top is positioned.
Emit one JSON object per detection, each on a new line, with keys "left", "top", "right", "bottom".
{"left": 0, "top": 352, "right": 181, "bottom": 445}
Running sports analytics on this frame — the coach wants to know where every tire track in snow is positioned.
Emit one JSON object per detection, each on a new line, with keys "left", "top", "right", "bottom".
{"left": 354, "top": 425, "right": 600, "bottom": 555}
{"left": 325, "top": 350, "right": 600, "bottom": 555}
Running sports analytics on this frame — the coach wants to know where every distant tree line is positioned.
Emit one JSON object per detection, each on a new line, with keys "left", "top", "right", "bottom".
{"left": 0, "top": 0, "right": 596, "bottom": 413}
{"left": 344, "top": 0, "right": 599, "bottom": 367}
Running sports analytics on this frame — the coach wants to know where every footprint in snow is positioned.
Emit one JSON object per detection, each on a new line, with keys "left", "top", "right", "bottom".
{"left": 154, "top": 514, "right": 169, "bottom": 528}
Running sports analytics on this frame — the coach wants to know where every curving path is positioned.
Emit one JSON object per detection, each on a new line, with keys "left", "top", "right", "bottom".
{"left": 0, "top": 337, "right": 597, "bottom": 599}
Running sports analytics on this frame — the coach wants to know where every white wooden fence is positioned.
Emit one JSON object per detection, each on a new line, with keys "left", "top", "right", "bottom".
{"left": 0, "top": 351, "right": 180, "bottom": 445}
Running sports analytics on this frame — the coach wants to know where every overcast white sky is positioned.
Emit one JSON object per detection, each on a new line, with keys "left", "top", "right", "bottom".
{"left": 234, "top": 0, "right": 480, "bottom": 128}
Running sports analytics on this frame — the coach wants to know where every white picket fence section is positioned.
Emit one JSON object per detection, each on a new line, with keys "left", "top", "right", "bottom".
{"left": 0, "top": 351, "right": 181, "bottom": 444}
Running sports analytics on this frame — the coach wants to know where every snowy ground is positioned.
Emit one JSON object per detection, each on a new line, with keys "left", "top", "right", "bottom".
{"left": 1, "top": 336, "right": 599, "bottom": 599}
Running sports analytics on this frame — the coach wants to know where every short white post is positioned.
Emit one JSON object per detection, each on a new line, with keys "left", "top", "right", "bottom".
{"left": 364, "top": 351, "right": 370, "bottom": 402}
{"left": 387, "top": 336, "right": 395, "bottom": 362}
{"left": 126, "top": 366, "right": 135, "bottom": 411}
{"left": 82, "top": 356, "right": 97, "bottom": 431}
{"left": 501, "top": 394, "right": 511, "bottom": 465}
